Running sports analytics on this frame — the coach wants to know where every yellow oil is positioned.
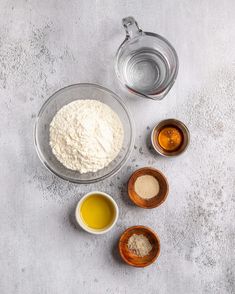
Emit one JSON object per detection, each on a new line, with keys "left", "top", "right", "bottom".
{"left": 80, "top": 194, "right": 115, "bottom": 230}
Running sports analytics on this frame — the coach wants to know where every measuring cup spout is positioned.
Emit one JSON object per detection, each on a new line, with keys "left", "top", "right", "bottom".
{"left": 122, "top": 16, "right": 142, "bottom": 39}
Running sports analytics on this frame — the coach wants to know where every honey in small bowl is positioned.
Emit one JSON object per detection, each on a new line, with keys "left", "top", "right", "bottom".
{"left": 151, "top": 119, "right": 190, "bottom": 157}
{"left": 158, "top": 125, "right": 183, "bottom": 152}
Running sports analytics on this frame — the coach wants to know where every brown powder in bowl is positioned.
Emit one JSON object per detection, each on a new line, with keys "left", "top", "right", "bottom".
{"left": 127, "top": 234, "right": 153, "bottom": 257}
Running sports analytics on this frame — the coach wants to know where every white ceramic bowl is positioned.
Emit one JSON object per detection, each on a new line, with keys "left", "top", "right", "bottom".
{"left": 75, "top": 191, "right": 119, "bottom": 235}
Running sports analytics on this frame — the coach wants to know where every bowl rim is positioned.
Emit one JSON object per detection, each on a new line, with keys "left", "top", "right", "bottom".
{"left": 34, "top": 83, "right": 135, "bottom": 184}
{"left": 128, "top": 167, "right": 169, "bottom": 209}
{"left": 75, "top": 191, "right": 119, "bottom": 235}
{"left": 118, "top": 225, "right": 161, "bottom": 267}
{"left": 151, "top": 118, "right": 190, "bottom": 157}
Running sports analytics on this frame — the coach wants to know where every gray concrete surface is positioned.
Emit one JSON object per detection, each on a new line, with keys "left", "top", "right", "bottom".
{"left": 0, "top": 1, "right": 235, "bottom": 293}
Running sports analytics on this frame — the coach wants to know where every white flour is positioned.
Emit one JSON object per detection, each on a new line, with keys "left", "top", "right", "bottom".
{"left": 49, "top": 100, "right": 124, "bottom": 173}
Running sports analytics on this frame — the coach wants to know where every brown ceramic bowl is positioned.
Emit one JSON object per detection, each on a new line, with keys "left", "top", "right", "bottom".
{"left": 128, "top": 167, "right": 169, "bottom": 209}
{"left": 118, "top": 226, "right": 160, "bottom": 267}
{"left": 151, "top": 118, "right": 190, "bottom": 157}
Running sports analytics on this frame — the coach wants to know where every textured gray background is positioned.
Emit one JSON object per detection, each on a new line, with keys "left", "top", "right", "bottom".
{"left": 0, "top": 1, "right": 234, "bottom": 293}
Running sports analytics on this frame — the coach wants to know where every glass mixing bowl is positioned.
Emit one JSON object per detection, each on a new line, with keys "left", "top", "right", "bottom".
{"left": 34, "top": 83, "right": 135, "bottom": 184}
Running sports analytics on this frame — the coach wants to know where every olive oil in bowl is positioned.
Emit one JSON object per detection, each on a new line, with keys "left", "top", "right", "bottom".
{"left": 76, "top": 192, "right": 118, "bottom": 234}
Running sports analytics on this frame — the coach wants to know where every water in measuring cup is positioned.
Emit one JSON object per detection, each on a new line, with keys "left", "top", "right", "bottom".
{"left": 121, "top": 48, "right": 171, "bottom": 95}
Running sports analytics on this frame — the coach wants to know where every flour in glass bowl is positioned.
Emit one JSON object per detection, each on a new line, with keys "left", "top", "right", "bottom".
{"left": 49, "top": 100, "right": 124, "bottom": 173}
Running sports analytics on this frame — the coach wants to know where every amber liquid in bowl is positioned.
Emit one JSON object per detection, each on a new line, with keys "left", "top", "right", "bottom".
{"left": 156, "top": 125, "right": 183, "bottom": 152}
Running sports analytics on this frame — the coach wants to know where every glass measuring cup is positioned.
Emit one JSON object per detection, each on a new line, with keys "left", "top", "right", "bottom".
{"left": 115, "top": 17, "right": 179, "bottom": 100}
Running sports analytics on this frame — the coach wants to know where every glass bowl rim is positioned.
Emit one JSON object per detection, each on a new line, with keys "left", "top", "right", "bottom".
{"left": 34, "top": 83, "right": 135, "bottom": 184}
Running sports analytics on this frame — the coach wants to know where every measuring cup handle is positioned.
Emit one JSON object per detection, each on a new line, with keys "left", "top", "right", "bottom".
{"left": 122, "top": 16, "right": 142, "bottom": 38}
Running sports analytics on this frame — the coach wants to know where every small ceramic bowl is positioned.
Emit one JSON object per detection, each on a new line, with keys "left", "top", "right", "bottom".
{"left": 75, "top": 191, "right": 119, "bottom": 235}
{"left": 128, "top": 167, "right": 169, "bottom": 209}
{"left": 119, "top": 226, "right": 160, "bottom": 267}
{"left": 151, "top": 118, "right": 190, "bottom": 157}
